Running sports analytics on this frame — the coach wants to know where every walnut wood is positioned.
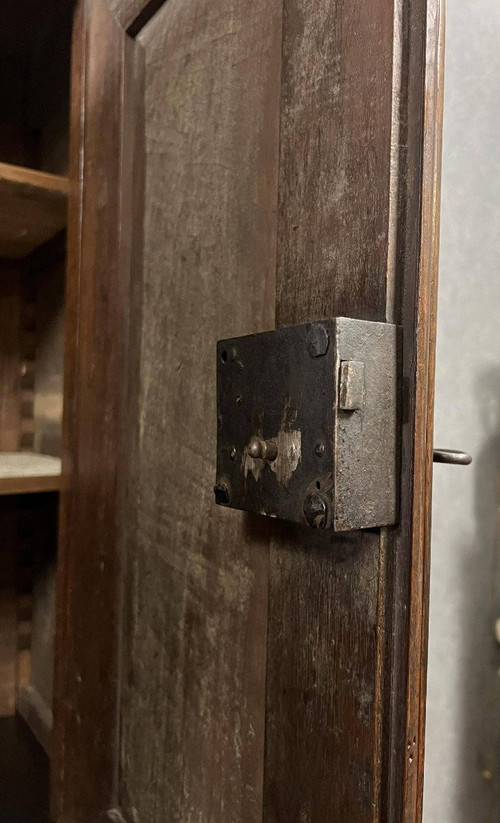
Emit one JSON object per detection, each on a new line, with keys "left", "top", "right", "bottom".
{"left": 117, "top": 0, "right": 281, "bottom": 817}
{"left": 32, "top": 259, "right": 65, "bottom": 457}
{"left": 0, "top": 502, "right": 17, "bottom": 717}
{"left": 53, "top": 0, "right": 142, "bottom": 817}
{"left": 404, "top": 5, "right": 446, "bottom": 820}
{"left": 0, "top": 265, "right": 21, "bottom": 451}
{"left": 264, "top": 0, "right": 444, "bottom": 820}
{"left": 0, "top": 453, "right": 61, "bottom": 488}
{"left": 0, "top": 477, "right": 61, "bottom": 496}
{"left": 265, "top": 1, "right": 392, "bottom": 817}
{"left": 54, "top": 0, "right": 444, "bottom": 819}
{"left": 0, "top": 163, "right": 68, "bottom": 259}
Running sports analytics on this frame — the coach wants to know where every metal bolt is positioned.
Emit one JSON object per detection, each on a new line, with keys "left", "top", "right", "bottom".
{"left": 230, "top": 447, "right": 237, "bottom": 461}
{"left": 307, "top": 324, "right": 329, "bottom": 358}
{"left": 220, "top": 347, "right": 237, "bottom": 364}
{"left": 315, "top": 441, "right": 325, "bottom": 457}
{"left": 303, "top": 492, "right": 328, "bottom": 529}
{"left": 214, "top": 482, "right": 230, "bottom": 505}
{"left": 246, "top": 436, "right": 278, "bottom": 461}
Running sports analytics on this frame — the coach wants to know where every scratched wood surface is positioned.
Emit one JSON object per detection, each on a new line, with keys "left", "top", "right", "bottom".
{"left": 117, "top": 1, "right": 281, "bottom": 819}
{"left": 0, "top": 265, "right": 21, "bottom": 452}
{"left": 54, "top": 0, "right": 444, "bottom": 819}
{"left": 0, "top": 163, "right": 68, "bottom": 260}
{"left": 53, "top": 2, "right": 140, "bottom": 819}
{"left": 265, "top": 1, "right": 393, "bottom": 818}
{"left": 0, "top": 501, "right": 17, "bottom": 717}
{"left": 265, "top": 0, "right": 444, "bottom": 820}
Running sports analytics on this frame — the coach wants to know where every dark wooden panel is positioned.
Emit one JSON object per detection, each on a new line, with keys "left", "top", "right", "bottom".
{"left": 53, "top": 2, "right": 142, "bottom": 819}
{"left": 398, "top": 3, "right": 446, "bottom": 819}
{"left": 54, "top": 0, "right": 444, "bottom": 819}
{"left": 265, "top": 1, "right": 393, "bottom": 818}
{"left": 0, "top": 264, "right": 21, "bottom": 452}
{"left": 0, "top": 716, "right": 50, "bottom": 822}
{"left": 117, "top": 0, "right": 281, "bottom": 819}
{"left": 32, "top": 259, "right": 65, "bottom": 457}
{"left": 16, "top": 493, "right": 59, "bottom": 754}
{"left": 0, "top": 165, "right": 67, "bottom": 259}
{"left": 264, "top": 0, "right": 444, "bottom": 821}
{"left": 275, "top": 0, "right": 394, "bottom": 327}
{"left": 0, "top": 164, "right": 68, "bottom": 260}
{"left": 0, "top": 477, "right": 61, "bottom": 496}
{"left": 0, "top": 501, "right": 17, "bottom": 717}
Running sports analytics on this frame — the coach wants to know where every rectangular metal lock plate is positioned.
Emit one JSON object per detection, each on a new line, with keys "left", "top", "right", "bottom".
{"left": 215, "top": 318, "right": 399, "bottom": 531}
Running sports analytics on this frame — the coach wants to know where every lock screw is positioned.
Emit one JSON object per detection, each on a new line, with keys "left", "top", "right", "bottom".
{"left": 214, "top": 482, "right": 230, "bottom": 505}
{"left": 303, "top": 492, "right": 328, "bottom": 529}
{"left": 315, "top": 441, "right": 325, "bottom": 457}
{"left": 307, "top": 324, "right": 329, "bottom": 357}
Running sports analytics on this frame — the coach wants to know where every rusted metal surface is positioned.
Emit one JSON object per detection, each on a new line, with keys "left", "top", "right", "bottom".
{"left": 216, "top": 317, "right": 399, "bottom": 531}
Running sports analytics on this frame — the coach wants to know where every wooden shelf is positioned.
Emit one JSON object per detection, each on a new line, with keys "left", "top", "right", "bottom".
{"left": 0, "top": 163, "right": 68, "bottom": 259}
{"left": 0, "top": 453, "right": 61, "bottom": 495}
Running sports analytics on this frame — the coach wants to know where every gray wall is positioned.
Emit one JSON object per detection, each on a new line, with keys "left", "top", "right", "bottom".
{"left": 423, "top": 1, "right": 500, "bottom": 820}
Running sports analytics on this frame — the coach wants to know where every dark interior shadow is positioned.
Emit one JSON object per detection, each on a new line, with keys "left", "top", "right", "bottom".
{"left": 456, "top": 366, "right": 500, "bottom": 821}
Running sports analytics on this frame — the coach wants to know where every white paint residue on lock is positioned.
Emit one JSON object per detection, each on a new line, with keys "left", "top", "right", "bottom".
{"left": 243, "top": 448, "right": 264, "bottom": 482}
{"left": 270, "top": 428, "right": 302, "bottom": 486}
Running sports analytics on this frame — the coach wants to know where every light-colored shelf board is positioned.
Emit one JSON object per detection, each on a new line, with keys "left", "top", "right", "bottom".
{"left": 0, "top": 452, "right": 61, "bottom": 495}
{"left": 0, "top": 163, "right": 68, "bottom": 260}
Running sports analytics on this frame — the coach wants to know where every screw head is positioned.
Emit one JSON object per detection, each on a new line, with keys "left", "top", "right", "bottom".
{"left": 214, "top": 482, "right": 230, "bottom": 505}
{"left": 307, "top": 324, "right": 329, "bottom": 358}
{"left": 247, "top": 437, "right": 264, "bottom": 459}
{"left": 230, "top": 447, "right": 237, "bottom": 461}
{"left": 315, "top": 441, "right": 325, "bottom": 457}
{"left": 303, "top": 492, "right": 328, "bottom": 529}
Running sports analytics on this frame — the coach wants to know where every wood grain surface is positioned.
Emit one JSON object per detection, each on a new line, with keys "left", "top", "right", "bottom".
{"left": 54, "top": 0, "right": 444, "bottom": 819}
{"left": 118, "top": 0, "right": 281, "bottom": 819}
{"left": 0, "top": 502, "right": 17, "bottom": 717}
{"left": 265, "top": 0, "right": 444, "bottom": 820}
{"left": 0, "top": 453, "right": 61, "bottom": 496}
{"left": 265, "top": 1, "right": 392, "bottom": 818}
{"left": 0, "top": 265, "right": 21, "bottom": 452}
{"left": 0, "top": 163, "right": 68, "bottom": 259}
{"left": 53, "top": 1, "right": 138, "bottom": 819}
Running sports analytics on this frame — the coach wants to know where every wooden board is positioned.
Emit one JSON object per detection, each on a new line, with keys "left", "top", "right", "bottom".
{"left": 54, "top": 0, "right": 444, "bottom": 820}
{"left": 32, "top": 255, "right": 65, "bottom": 457}
{"left": 54, "top": 0, "right": 280, "bottom": 818}
{"left": 0, "top": 453, "right": 61, "bottom": 495}
{"left": 16, "top": 493, "right": 59, "bottom": 754}
{"left": 0, "top": 502, "right": 17, "bottom": 717}
{"left": 0, "top": 265, "right": 21, "bottom": 451}
{"left": 0, "top": 163, "right": 68, "bottom": 259}
{"left": 265, "top": 2, "right": 445, "bottom": 819}
{"left": 118, "top": 2, "right": 280, "bottom": 818}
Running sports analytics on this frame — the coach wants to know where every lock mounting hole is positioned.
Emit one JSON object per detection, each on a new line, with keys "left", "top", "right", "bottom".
{"left": 221, "top": 349, "right": 228, "bottom": 363}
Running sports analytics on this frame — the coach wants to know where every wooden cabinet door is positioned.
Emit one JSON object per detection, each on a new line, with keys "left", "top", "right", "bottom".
{"left": 53, "top": 0, "right": 444, "bottom": 820}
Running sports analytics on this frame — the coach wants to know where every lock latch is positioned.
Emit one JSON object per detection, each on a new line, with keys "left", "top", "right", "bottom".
{"left": 215, "top": 317, "right": 399, "bottom": 531}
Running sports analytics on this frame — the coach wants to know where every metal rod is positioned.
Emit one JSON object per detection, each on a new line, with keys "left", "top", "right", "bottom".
{"left": 433, "top": 448, "right": 472, "bottom": 465}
